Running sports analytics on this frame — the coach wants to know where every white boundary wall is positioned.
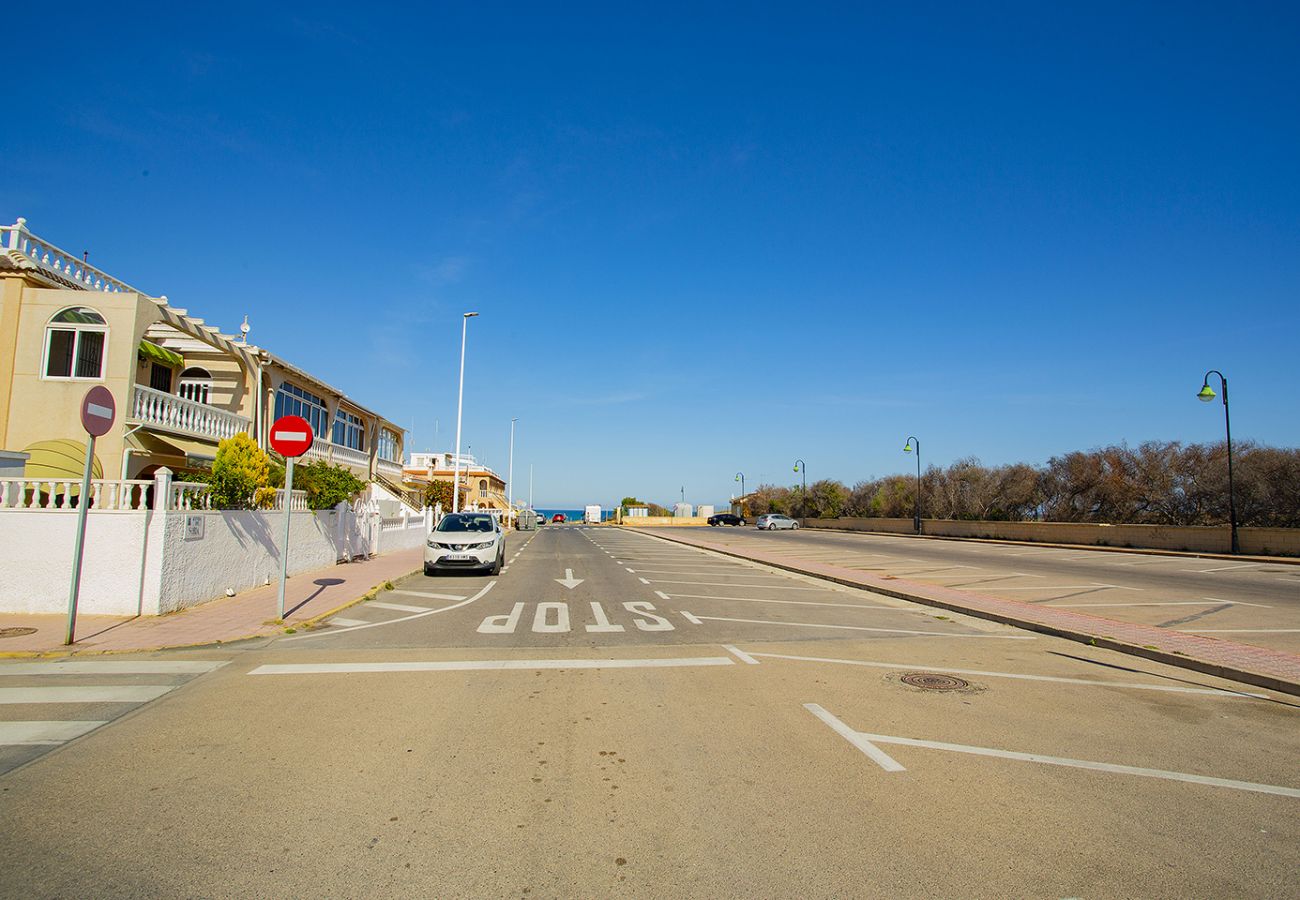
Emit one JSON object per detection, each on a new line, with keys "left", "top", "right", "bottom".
{"left": 0, "top": 469, "right": 432, "bottom": 616}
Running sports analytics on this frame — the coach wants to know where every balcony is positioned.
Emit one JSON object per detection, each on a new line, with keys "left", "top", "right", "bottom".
{"left": 302, "top": 438, "right": 370, "bottom": 473}
{"left": 130, "top": 385, "right": 251, "bottom": 443}
{"left": 376, "top": 457, "right": 403, "bottom": 480}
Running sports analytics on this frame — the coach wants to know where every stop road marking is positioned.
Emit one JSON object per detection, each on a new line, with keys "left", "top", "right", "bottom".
{"left": 477, "top": 601, "right": 675, "bottom": 635}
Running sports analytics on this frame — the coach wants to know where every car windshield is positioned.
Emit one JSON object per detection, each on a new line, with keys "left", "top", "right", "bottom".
{"left": 436, "top": 514, "right": 495, "bottom": 534}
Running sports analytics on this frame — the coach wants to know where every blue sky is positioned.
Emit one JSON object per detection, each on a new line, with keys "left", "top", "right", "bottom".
{"left": 4, "top": 2, "right": 1297, "bottom": 507}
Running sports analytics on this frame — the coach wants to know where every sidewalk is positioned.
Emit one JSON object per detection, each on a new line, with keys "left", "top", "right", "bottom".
{"left": 0, "top": 548, "right": 423, "bottom": 657}
{"left": 648, "top": 530, "right": 1300, "bottom": 697}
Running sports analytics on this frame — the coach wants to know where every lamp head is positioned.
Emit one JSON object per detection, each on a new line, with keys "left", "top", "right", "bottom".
{"left": 464, "top": 311, "right": 479, "bottom": 318}
{"left": 1196, "top": 384, "right": 1216, "bottom": 403}
{"left": 903, "top": 443, "right": 913, "bottom": 453}
{"left": 793, "top": 464, "right": 800, "bottom": 473}
{"left": 734, "top": 474, "right": 740, "bottom": 482}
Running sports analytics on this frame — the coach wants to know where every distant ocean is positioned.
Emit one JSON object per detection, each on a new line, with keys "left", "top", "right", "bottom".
{"left": 534, "top": 508, "right": 617, "bottom": 522}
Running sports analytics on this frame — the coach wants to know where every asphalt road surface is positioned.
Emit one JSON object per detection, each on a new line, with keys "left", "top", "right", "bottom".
{"left": 1, "top": 524, "right": 1297, "bottom": 898}
{"left": 668, "top": 524, "right": 1300, "bottom": 654}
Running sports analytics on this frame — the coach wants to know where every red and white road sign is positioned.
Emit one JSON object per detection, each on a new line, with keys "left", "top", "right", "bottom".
{"left": 269, "top": 415, "right": 314, "bottom": 458}
{"left": 79, "top": 386, "right": 116, "bottom": 437}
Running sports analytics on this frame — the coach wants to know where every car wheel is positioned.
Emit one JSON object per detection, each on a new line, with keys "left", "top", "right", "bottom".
{"left": 491, "top": 551, "right": 503, "bottom": 575}
{"left": 791, "top": 522, "right": 800, "bottom": 530}
{"left": 424, "top": 563, "right": 435, "bottom": 576}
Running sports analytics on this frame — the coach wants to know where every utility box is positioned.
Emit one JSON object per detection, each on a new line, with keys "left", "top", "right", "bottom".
{"left": 697, "top": 505, "right": 715, "bottom": 518}
{"left": 517, "top": 509, "right": 538, "bottom": 531}
{"left": 674, "top": 503, "right": 693, "bottom": 517}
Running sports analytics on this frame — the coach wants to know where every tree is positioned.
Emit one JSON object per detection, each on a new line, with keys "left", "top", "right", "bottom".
{"left": 424, "top": 479, "right": 455, "bottom": 511}
{"left": 210, "top": 433, "right": 275, "bottom": 510}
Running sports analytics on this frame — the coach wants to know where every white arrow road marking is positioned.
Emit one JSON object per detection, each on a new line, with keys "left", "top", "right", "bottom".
{"left": 806, "top": 705, "right": 1300, "bottom": 798}
{"left": 555, "top": 569, "right": 584, "bottom": 589}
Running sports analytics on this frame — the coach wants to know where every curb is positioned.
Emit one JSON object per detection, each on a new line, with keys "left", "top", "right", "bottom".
{"left": 795, "top": 526, "right": 1300, "bottom": 565}
{"left": 642, "top": 531, "right": 1300, "bottom": 698}
{"left": 0, "top": 567, "right": 422, "bottom": 658}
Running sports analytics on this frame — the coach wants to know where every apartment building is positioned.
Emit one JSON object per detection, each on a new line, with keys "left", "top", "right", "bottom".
{"left": 0, "top": 218, "right": 407, "bottom": 490}
{"left": 404, "top": 451, "right": 509, "bottom": 513}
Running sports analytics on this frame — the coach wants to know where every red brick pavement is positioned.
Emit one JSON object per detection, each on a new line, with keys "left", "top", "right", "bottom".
{"left": 0, "top": 548, "right": 423, "bottom": 657}
{"left": 649, "top": 530, "right": 1300, "bottom": 697}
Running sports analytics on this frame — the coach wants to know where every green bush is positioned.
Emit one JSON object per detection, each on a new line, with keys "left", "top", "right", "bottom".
{"left": 289, "top": 459, "right": 366, "bottom": 510}
{"left": 210, "top": 433, "right": 275, "bottom": 509}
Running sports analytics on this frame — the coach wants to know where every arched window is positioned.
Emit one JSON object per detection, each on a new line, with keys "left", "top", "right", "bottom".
{"left": 479, "top": 479, "right": 488, "bottom": 499}
{"left": 177, "top": 367, "right": 213, "bottom": 404}
{"left": 44, "top": 307, "right": 107, "bottom": 379}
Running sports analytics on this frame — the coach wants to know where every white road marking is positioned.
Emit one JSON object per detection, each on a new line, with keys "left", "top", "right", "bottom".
{"left": 747, "top": 652, "right": 1268, "bottom": 698}
{"left": 0, "top": 685, "right": 176, "bottom": 704}
{"left": 1182, "top": 563, "right": 1262, "bottom": 574}
{"left": 625, "top": 568, "right": 635, "bottom": 573}
{"left": 533, "top": 603, "right": 571, "bottom": 633}
{"left": 285, "top": 582, "right": 496, "bottom": 641}
{"left": 853, "top": 729, "right": 1300, "bottom": 798}
{"left": 662, "top": 592, "right": 897, "bottom": 610}
{"left": 631, "top": 570, "right": 789, "bottom": 580}
{"left": 988, "top": 584, "right": 1125, "bottom": 591}
{"left": 367, "top": 601, "right": 434, "bottom": 613}
{"left": 586, "top": 602, "right": 625, "bottom": 633}
{"left": 1202, "top": 597, "right": 1273, "bottom": 607}
{"left": 248, "top": 657, "right": 736, "bottom": 675}
{"left": 645, "top": 580, "right": 826, "bottom": 591}
{"left": 654, "top": 590, "right": 671, "bottom": 600}
{"left": 0, "top": 661, "right": 226, "bottom": 675}
{"left": 1047, "top": 601, "right": 1272, "bottom": 608}
{"left": 0, "top": 720, "right": 107, "bottom": 745}
{"left": 722, "top": 645, "right": 760, "bottom": 665}
{"left": 680, "top": 611, "right": 703, "bottom": 624}
{"left": 329, "top": 617, "right": 369, "bottom": 627}
{"left": 804, "top": 704, "right": 906, "bottom": 772}
{"left": 391, "top": 590, "right": 468, "bottom": 601}
{"left": 638, "top": 577, "right": 650, "bottom": 584}
{"left": 690, "top": 614, "right": 1034, "bottom": 639}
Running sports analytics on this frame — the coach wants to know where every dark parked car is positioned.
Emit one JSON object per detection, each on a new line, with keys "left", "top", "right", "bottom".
{"left": 707, "top": 513, "right": 746, "bottom": 526}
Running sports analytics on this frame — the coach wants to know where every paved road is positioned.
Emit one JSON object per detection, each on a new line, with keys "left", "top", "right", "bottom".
{"left": 667, "top": 525, "right": 1300, "bottom": 654}
{"left": 0, "top": 525, "right": 1296, "bottom": 898}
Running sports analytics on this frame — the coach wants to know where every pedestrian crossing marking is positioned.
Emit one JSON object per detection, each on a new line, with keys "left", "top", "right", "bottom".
{"left": 0, "top": 685, "right": 176, "bottom": 704}
{"left": 0, "top": 720, "right": 108, "bottom": 746}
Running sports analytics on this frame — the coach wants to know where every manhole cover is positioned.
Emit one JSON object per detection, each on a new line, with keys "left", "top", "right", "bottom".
{"left": 899, "top": 672, "right": 970, "bottom": 691}
{"left": 0, "top": 627, "right": 38, "bottom": 639}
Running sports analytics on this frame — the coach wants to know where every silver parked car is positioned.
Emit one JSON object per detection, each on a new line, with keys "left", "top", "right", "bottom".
{"left": 755, "top": 514, "right": 799, "bottom": 531}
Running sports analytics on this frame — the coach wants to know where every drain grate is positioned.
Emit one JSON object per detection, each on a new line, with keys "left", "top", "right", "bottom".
{"left": 899, "top": 672, "right": 970, "bottom": 691}
{"left": 0, "top": 627, "right": 38, "bottom": 639}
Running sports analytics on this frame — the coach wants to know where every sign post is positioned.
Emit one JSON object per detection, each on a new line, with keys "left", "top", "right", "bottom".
{"left": 269, "top": 415, "right": 313, "bottom": 621}
{"left": 66, "top": 386, "right": 116, "bottom": 645}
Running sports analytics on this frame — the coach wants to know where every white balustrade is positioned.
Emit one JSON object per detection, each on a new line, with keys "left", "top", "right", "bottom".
{"left": 376, "top": 457, "right": 403, "bottom": 480}
{"left": 330, "top": 442, "right": 370, "bottom": 470}
{"left": 2, "top": 218, "right": 140, "bottom": 294}
{"left": 131, "top": 385, "right": 251, "bottom": 441}
{"left": 271, "top": 488, "right": 309, "bottom": 512}
{"left": 302, "top": 438, "right": 332, "bottom": 464}
{"left": 0, "top": 477, "right": 153, "bottom": 510}
{"left": 170, "top": 482, "right": 212, "bottom": 510}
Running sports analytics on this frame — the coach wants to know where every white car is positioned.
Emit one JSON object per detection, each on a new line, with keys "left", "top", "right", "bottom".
{"left": 425, "top": 513, "right": 505, "bottom": 575}
{"left": 755, "top": 514, "right": 799, "bottom": 531}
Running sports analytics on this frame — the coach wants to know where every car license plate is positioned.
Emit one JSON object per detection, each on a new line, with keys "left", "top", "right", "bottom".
{"left": 445, "top": 553, "right": 474, "bottom": 560}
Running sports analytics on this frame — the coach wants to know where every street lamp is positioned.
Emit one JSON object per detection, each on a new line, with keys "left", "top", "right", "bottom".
{"left": 507, "top": 417, "right": 518, "bottom": 529}
{"left": 903, "top": 436, "right": 921, "bottom": 534}
{"left": 734, "top": 471, "right": 745, "bottom": 515}
{"left": 1198, "top": 370, "right": 1239, "bottom": 554}
{"left": 792, "top": 459, "right": 806, "bottom": 520}
{"left": 451, "top": 311, "right": 478, "bottom": 513}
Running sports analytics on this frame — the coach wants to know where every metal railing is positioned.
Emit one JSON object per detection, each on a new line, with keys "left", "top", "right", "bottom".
{"left": 0, "top": 477, "right": 153, "bottom": 510}
{"left": 131, "top": 385, "right": 251, "bottom": 442}
{"left": 2, "top": 218, "right": 141, "bottom": 294}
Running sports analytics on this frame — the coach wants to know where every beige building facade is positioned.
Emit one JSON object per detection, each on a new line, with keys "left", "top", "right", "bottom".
{"left": 0, "top": 218, "right": 407, "bottom": 490}
{"left": 404, "top": 452, "right": 510, "bottom": 514}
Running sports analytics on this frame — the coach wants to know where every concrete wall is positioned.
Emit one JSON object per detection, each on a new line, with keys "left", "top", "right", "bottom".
{"left": 801, "top": 517, "right": 1300, "bottom": 557}
{"left": 0, "top": 502, "right": 420, "bottom": 616}
{"left": 620, "top": 516, "right": 710, "bottom": 527}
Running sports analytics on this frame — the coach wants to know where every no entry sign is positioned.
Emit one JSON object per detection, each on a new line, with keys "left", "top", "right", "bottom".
{"left": 269, "top": 415, "right": 314, "bottom": 458}
{"left": 80, "top": 386, "right": 116, "bottom": 437}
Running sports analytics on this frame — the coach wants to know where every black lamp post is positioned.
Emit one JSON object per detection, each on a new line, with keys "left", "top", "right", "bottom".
{"left": 1197, "top": 370, "right": 1239, "bottom": 554}
{"left": 903, "top": 436, "right": 921, "bottom": 534}
{"left": 793, "top": 459, "right": 806, "bottom": 520}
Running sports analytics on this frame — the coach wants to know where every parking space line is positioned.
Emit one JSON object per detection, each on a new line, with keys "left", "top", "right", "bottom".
{"left": 390, "top": 590, "right": 468, "bottom": 602}
{"left": 284, "top": 583, "right": 496, "bottom": 641}
{"left": 722, "top": 645, "right": 761, "bottom": 665}
{"left": 804, "top": 704, "right": 906, "bottom": 772}
{"left": 689, "top": 614, "right": 1034, "bottom": 639}
{"left": 249, "top": 657, "right": 736, "bottom": 674}
{"left": 368, "top": 601, "right": 435, "bottom": 614}
{"left": 662, "top": 591, "right": 897, "bottom": 610}
{"left": 644, "top": 580, "right": 826, "bottom": 591}
{"left": 747, "top": 652, "right": 1269, "bottom": 698}
{"left": 329, "top": 617, "right": 369, "bottom": 627}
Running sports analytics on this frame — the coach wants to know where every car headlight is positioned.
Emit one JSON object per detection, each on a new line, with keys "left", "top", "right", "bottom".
{"left": 466, "top": 540, "right": 495, "bottom": 550}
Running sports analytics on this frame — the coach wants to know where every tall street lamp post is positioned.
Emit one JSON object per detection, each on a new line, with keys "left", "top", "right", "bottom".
{"left": 507, "top": 417, "right": 517, "bottom": 529}
{"left": 451, "top": 311, "right": 478, "bottom": 513}
{"left": 1197, "top": 370, "right": 1239, "bottom": 554}
{"left": 793, "top": 459, "right": 806, "bottom": 520}
{"left": 903, "top": 436, "right": 921, "bottom": 534}
{"left": 734, "top": 471, "right": 745, "bottom": 515}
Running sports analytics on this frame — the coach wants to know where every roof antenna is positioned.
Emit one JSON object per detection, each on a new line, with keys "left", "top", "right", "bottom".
{"left": 239, "top": 315, "right": 250, "bottom": 345}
